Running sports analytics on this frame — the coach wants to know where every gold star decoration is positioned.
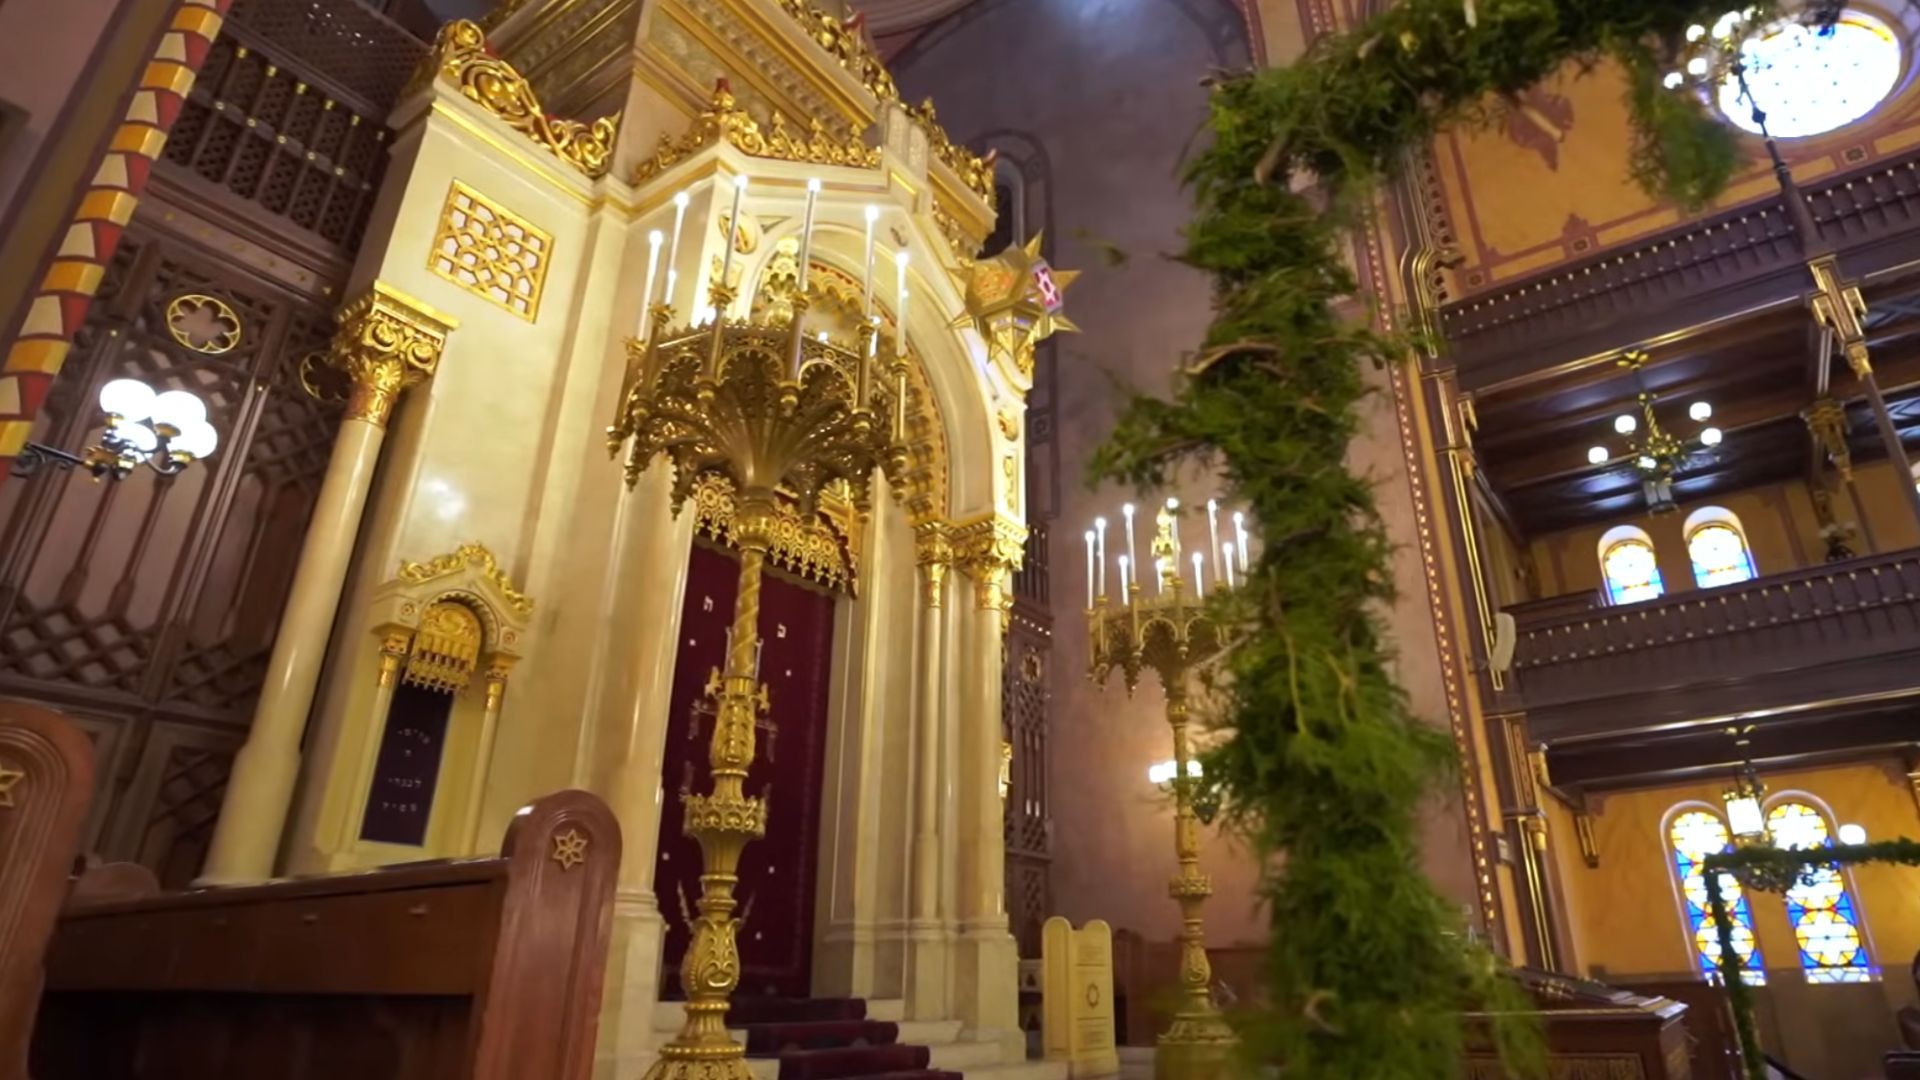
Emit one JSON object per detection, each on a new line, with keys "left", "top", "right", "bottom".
{"left": 551, "top": 828, "right": 589, "bottom": 871}
{"left": 0, "top": 760, "right": 23, "bottom": 809}
{"left": 954, "top": 233, "right": 1080, "bottom": 375}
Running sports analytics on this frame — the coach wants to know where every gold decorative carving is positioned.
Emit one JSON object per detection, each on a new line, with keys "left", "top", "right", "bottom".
{"left": 378, "top": 630, "right": 413, "bottom": 690}
{"left": 689, "top": 473, "right": 854, "bottom": 592}
{"left": 998, "top": 740, "right": 1012, "bottom": 802}
{"left": 952, "top": 513, "right": 1027, "bottom": 616}
{"left": 0, "top": 759, "right": 23, "bottom": 809}
{"left": 914, "top": 522, "right": 951, "bottom": 609}
{"left": 772, "top": 0, "right": 899, "bottom": 104}
{"left": 632, "top": 81, "right": 881, "bottom": 184}
{"left": 1803, "top": 396, "right": 1853, "bottom": 480}
{"left": 551, "top": 828, "right": 589, "bottom": 870}
{"left": 397, "top": 542, "right": 535, "bottom": 616}
{"left": 430, "top": 19, "right": 618, "bottom": 179}
{"left": 331, "top": 282, "right": 457, "bottom": 428}
{"left": 428, "top": 180, "right": 554, "bottom": 322}
{"left": 1574, "top": 808, "right": 1600, "bottom": 869}
{"left": 405, "top": 600, "right": 485, "bottom": 693}
{"left": 958, "top": 234, "right": 1079, "bottom": 386}
{"left": 165, "top": 294, "right": 242, "bottom": 354}
{"left": 906, "top": 99, "right": 996, "bottom": 208}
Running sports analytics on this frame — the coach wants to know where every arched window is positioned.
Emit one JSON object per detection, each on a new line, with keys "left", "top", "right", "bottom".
{"left": 1685, "top": 507, "right": 1757, "bottom": 589}
{"left": 1667, "top": 808, "right": 1766, "bottom": 984}
{"left": 1600, "top": 526, "right": 1665, "bottom": 605}
{"left": 1766, "top": 800, "right": 1874, "bottom": 983}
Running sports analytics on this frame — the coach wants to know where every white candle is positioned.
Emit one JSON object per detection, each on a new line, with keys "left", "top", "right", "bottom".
{"left": 719, "top": 174, "right": 747, "bottom": 310}
{"left": 664, "top": 190, "right": 690, "bottom": 308}
{"left": 1233, "top": 511, "right": 1248, "bottom": 572}
{"left": 1118, "top": 556, "right": 1131, "bottom": 606}
{"left": 1123, "top": 503, "right": 1138, "bottom": 589}
{"left": 797, "top": 178, "right": 821, "bottom": 293}
{"left": 862, "top": 204, "right": 879, "bottom": 318}
{"left": 1192, "top": 552, "right": 1205, "bottom": 599}
{"left": 639, "top": 229, "right": 663, "bottom": 337}
{"left": 1094, "top": 517, "right": 1108, "bottom": 598}
{"left": 1206, "top": 499, "right": 1221, "bottom": 583}
{"left": 1223, "top": 543, "right": 1236, "bottom": 590}
{"left": 1155, "top": 558, "right": 1166, "bottom": 594}
{"left": 1085, "top": 530, "right": 1096, "bottom": 607}
{"left": 895, "top": 248, "right": 910, "bottom": 355}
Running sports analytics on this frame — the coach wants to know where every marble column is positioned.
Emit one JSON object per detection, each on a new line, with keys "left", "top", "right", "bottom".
{"left": 592, "top": 454, "right": 695, "bottom": 1080}
{"left": 951, "top": 515, "right": 1023, "bottom": 1046}
{"left": 198, "top": 283, "right": 456, "bottom": 885}
{"left": 904, "top": 522, "right": 952, "bottom": 1019}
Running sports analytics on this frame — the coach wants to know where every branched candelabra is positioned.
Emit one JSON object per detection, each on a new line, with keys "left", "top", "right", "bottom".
{"left": 607, "top": 177, "right": 908, "bottom": 1080}
{"left": 1085, "top": 499, "right": 1243, "bottom": 1080}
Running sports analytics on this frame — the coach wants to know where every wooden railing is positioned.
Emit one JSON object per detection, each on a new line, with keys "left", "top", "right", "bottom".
{"left": 1440, "top": 148, "right": 1920, "bottom": 388}
{"left": 1509, "top": 548, "right": 1920, "bottom": 741}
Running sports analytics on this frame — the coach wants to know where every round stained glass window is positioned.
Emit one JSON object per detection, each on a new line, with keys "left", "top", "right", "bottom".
{"left": 1717, "top": 12, "right": 1904, "bottom": 137}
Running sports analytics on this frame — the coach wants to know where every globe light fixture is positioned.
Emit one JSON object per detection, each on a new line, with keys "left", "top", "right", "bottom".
{"left": 1586, "top": 351, "right": 1721, "bottom": 513}
{"left": 1837, "top": 823, "right": 1867, "bottom": 846}
{"left": 13, "top": 378, "right": 219, "bottom": 480}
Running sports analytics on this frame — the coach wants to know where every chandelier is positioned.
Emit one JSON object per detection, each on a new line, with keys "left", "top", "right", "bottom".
{"left": 15, "top": 378, "right": 220, "bottom": 479}
{"left": 1586, "top": 351, "right": 1720, "bottom": 513}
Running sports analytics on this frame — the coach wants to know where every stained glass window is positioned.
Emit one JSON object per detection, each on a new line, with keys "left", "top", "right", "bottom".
{"left": 1669, "top": 810, "right": 1766, "bottom": 984}
{"left": 1602, "top": 537, "right": 1665, "bottom": 605}
{"left": 1688, "top": 522, "right": 1757, "bottom": 589}
{"left": 1717, "top": 13, "right": 1903, "bottom": 138}
{"left": 1767, "top": 802, "right": 1874, "bottom": 983}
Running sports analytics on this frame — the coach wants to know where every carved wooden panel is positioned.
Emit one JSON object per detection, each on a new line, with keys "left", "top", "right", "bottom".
{"left": 1003, "top": 610, "right": 1052, "bottom": 957}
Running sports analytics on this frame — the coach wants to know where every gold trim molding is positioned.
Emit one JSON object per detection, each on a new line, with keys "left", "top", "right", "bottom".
{"left": 398, "top": 542, "right": 536, "bottom": 617}
{"left": 430, "top": 19, "right": 618, "bottom": 180}
{"left": 633, "top": 81, "right": 881, "bottom": 184}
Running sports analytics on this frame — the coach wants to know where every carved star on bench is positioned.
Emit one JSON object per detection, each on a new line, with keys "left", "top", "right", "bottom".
{"left": 551, "top": 828, "right": 589, "bottom": 871}
{"left": 0, "top": 760, "right": 22, "bottom": 809}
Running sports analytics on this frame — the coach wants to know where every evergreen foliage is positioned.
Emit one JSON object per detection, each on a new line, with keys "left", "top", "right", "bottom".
{"left": 1088, "top": 1, "right": 1760, "bottom": 1075}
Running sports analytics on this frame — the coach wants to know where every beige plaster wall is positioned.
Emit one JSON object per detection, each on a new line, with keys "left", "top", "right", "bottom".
{"left": 0, "top": 0, "right": 129, "bottom": 225}
{"left": 890, "top": 0, "right": 1264, "bottom": 948}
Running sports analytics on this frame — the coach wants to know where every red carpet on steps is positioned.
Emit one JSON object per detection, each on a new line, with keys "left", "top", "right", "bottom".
{"left": 727, "top": 998, "right": 964, "bottom": 1080}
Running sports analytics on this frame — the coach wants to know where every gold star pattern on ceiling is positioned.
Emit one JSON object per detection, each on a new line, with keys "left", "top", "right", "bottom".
{"left": 551, "top": 828, "right": 589, "bottom": 871}
{"left": 0, "top": 759, "right": 23, "bottom": 809}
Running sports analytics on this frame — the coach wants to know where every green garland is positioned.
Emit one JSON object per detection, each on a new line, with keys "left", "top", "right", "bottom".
{"left": 1702, "top": 839, "right": 1920, "bottom": 1080}
{"left": 1087, "top": 1, "right": 1756, "bottom": 1076}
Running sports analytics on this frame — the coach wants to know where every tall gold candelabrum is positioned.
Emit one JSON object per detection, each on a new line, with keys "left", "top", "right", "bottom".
{"left": 608, "top": 258, "right": 909, "bottom": 1080}
{"left": 1086, "top": 499, "right": 1243, "bottom": 1080}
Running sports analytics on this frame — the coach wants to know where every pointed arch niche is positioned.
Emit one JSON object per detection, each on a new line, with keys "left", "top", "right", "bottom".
{"left": 1599, "top": 525, "right": 1664, "bottom": 606}
{"left": 1684, "top": 506, "right": 1758, "bottom": 589}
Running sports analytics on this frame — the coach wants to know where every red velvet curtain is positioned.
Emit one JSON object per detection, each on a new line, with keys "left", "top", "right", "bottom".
{"left": 655, "top": 542, "right": 838, "bottom": 999}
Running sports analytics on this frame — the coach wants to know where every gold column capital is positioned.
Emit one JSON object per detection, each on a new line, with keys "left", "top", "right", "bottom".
{"left": 333, "top": 282, "right": 458, "bottom": 427}
{"left": 915, "top": 521, "right": 952, "bottom": 609}
{"left": 376, "top": 628, "right": 414, "bottom": 689}
{"left": 951, "top": 513, "right": 1026, "bottom": 614}
{"left": 484, "top": 653, "right": 516, "bottom": 712}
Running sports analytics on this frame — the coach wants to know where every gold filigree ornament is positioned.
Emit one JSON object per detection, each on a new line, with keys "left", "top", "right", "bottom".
{"left": 907, "top": 99, "right": 996, "bottom": 208}
{"left": 430, "top": 19, "right": 618, "bottom": 180}
{"left": 773, "top": 0, "right": 899, "bottom": 104}
{"left": 428, "top": 180, "right": 553, "bottom": 322}
{"left": 397, "top": 541, "right": 535, "bottom": 617}
{"left": 632, "top": 81, "right": 881, "bottom": 185}
{"left": 165, "top": 294, "right": 243, "bottom": 354}
{"left": 551, "top": 828, "right": 589, "bottom": 870}
{"left": 330, "top": 283, "right": 458, "bottom": 428}
{"left": 690, "top": 473, "right": 854, "bottom": 592}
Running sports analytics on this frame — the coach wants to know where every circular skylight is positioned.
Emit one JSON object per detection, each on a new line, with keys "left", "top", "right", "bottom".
{"left": 1716, "top": 12, "right": 1904, "bottom": 138}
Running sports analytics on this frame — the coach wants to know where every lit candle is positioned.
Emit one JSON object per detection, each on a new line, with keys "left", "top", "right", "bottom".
{"left": 719, "top": 174, "right": 747, "bottom": 311}
{"left": 1192, "top": 552, "right": 1205, "bottom": 599}
{"left": 664, "top": 189, "right": 690, "bottom": 308}
{"left": 796, "top": 178, "right": 821, "bottom": 293}
{"left": 1118, "top": 556, "right": 1131, "bottom": 606}
{"left": 894, "top": 247, "right": 909, "bottom": 355}
{"left": 1094, "top": 517, "right": 1108, "bottom": 598}
{"left": 1123, "top": 503, "right": 1138, "bottom": 589}
{"left": 639, "top": 229, "right": 663, "bottom": 337}
{"left": 1085, "top": 530, "right": 1096, "bottom": 608}
{"left": 1233, "top": 511, "right": 1248, "bottom": 572}
{"left": 1206, "top": 499, "right": 1221, "bottom": 583}
{"left": 1222, "top": 544, "right": 1236, "bottom": 590}
{"left": 862, "top": 204, "right": 879, "bottom": 318}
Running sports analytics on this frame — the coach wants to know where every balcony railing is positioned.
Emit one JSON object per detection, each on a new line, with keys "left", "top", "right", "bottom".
{"left": 1509, "top": 548, "right": 1920, "bottom": 742}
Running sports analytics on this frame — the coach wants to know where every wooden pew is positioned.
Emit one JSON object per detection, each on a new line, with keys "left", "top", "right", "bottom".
{"left": 0, "top": 701, "right": 95, "bottom": 1080}
{"left": 30, "top": 788, "right": 619, "bottom": 1080}
{"left": 1465, "top": 970, "right": 1691, "bottom": 1079}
